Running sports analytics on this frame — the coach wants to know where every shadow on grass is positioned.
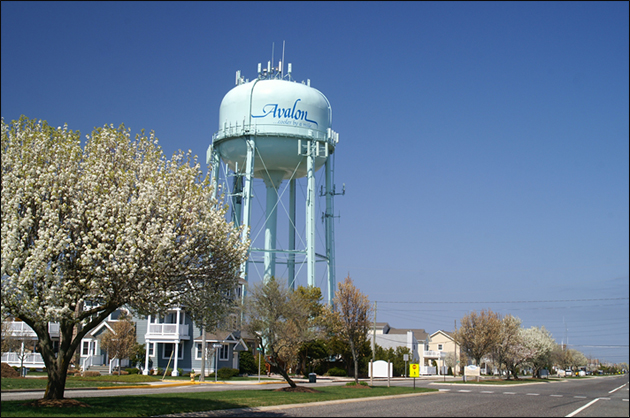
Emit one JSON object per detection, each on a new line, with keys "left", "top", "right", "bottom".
{"left": 1, "top": 396, "right": 247, "bottom": 417}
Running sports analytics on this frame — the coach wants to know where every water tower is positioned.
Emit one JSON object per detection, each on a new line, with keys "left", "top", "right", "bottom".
{"left": 207, "top": 60, "right": 341, "bottom": 304}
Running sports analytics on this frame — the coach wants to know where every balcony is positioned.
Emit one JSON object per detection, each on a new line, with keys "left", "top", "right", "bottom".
{"left": 145, "top": 323, "right": 189, "bottom": 341}
{"left": 423, "top": 350, "right": 446, "bottom": 359}
{"left": 1, "top": 352, "right": 45, "bottom": 368}
{"left": 6, "top": 322, "right": 60, "bottom": 339}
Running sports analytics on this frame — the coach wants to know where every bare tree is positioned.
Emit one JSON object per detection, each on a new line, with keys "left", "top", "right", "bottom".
{"left": 454, "top": 309, "right": 501, "bottom": 368}
{"left": 1, "top": 317, "right": 36, "bottom": 377}
{"left": 244, "top": 277, "right": 315, "bottom": 388}
{"left": 491, "top": 314, "right": 528, "bottom": 380}
{"left": 328, "top": 275, "right": 373, "bottom": 384}
{"left": 99, "top": 313, "right": 136, "bottom": 375}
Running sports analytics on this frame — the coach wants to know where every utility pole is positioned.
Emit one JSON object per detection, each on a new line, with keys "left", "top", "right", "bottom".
{"left": 371, "top": 301, "right": 376, "bottom": 386}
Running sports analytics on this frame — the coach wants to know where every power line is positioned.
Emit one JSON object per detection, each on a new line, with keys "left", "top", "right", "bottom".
{"left": 375, "top": 297, "right": 628, "bottom": 304}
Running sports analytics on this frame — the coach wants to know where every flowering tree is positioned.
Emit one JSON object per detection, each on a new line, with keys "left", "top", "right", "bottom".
{"left": 1, "top": 117, "right": 248, "bottom": 401}
{"left": 490, "top": 314, "right": 532, "bottom": 379}
{"left": 328, "top": 275, "right": 373, "bottom": 384}
{"left": 521, "top": 326, "right": 556, "bottom": 378}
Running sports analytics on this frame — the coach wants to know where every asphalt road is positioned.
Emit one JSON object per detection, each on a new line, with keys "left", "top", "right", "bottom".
{"left": 2, "top": 376, "right": 628, "bottom": 417}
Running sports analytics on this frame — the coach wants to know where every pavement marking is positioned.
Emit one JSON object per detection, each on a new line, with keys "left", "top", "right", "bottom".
{"left": 598, "top": 397, "right": 610, "bottom": 400}
{"left": 503, "top": 392, "right": 516, "bottom": 395}
{"left": 550, "top": 394, "right": 563, "bottom": 397}
{"left": 480, "top": 391, "right": 494, "bottom": 394}
{"left": 609, "top": 383, "right": 627, "bottom": 394}
{"left": 573, "top": 396, "right": 586, "bottom": 399}
{"left": 565, "top": 398, "right": 600, "bottom": 418}
{"left": 526, "top": 393, "right": 540, "bottom": 396}
{"left": 458, "top": 390, "right": 471, "bottom": 392}
{"left": 438, "top": 389, "right": 450, "bottom": 392}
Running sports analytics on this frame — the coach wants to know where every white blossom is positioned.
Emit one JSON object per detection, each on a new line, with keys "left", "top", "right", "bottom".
{"left": 1, "top": 117, "right": 248, "bottom": 399}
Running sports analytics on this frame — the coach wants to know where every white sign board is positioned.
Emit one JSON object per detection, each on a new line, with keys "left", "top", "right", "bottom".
{"left": 369, "top": 360, "right": 392, "bottom": 378}
{"left": 464, "top": 365, "right": 480, "bottom": 377}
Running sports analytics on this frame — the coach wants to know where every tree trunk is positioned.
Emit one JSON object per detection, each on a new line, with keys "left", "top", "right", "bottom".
{"left": 276, "top": 365, "right": 297, "bottom": 388}
{"left": 350, "top": 339, "right": 359, "bottom": 384}
{"left": 267, "top": 355, "right": 296, "bottom": 388}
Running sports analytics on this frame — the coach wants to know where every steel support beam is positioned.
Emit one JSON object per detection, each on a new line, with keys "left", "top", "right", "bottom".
{"left": 306, "top": 141, "right": 316, "bottom": 288}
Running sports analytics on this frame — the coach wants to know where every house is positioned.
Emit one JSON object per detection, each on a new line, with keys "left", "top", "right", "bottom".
{"left": 423, "top": 330, "right": 460, "bottom": 376}
{"left": 367, "top": 323, "right": 461, "bottom": 376}
{"left": 0, "top": 317, "right": 58, "bottom": 369}
{"left": 135, "top": 307, "right": 253, "bottom": 376}
{"left": 2, "top": 307, "right": 253, "bottom": 376}
{"left": 368, "top": 323, "right": 425, "bottom": 371}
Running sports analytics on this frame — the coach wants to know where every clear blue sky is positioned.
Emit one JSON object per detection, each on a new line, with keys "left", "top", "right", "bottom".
{"left": 2, "top": 1, "right": 628, "bottom": 365}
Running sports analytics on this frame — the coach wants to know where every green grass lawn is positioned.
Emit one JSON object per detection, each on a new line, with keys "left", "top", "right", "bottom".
{"left": 1, "top": 377, "right": 155, "bottom": 391}
{"left": 0, "top": 385, "right": 436, "bottom": 417}
{"left": 2, "top": 374, "right": 282, "bottom": 391}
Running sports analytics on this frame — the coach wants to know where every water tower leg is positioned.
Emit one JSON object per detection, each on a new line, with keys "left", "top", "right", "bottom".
{"left": 231, "top": 175, "right": 243, "bottom": 228}
{"left": 263, "top": 172, "right": 283, "bottom": 283}
{"left": 325, "top": 157, "right": 335, "bottom": 305}
{"left": 288, "top": 179, "right": 296, "bottom": 290}
{"left": 240, "top": 137, "right": 255, "bottom": 299}
{"left": 306, "top": 141, "right": 316, "bottom": 287}
{"left": 208, "top": 145, "right": 220, "bottom": 200}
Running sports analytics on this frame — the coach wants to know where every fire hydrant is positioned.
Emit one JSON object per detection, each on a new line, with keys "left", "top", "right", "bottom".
{"left": 190, "top": 369, "right": 195, "bottom": 382}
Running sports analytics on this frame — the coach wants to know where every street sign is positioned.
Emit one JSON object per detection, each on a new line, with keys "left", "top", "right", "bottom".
{"left": 403, "top": 354, "right": 409, "bottom": 361}
{"left": 409, "top": 363, "right": 420, "bottom": 378}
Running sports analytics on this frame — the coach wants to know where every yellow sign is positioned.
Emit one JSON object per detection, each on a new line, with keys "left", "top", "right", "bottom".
{"left": 409, "top": 363, "right": 420, "bottom": 378}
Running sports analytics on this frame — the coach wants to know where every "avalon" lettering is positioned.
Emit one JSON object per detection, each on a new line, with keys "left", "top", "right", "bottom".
{"left": 252, "top": 99, "right": 318, "bottom": 126}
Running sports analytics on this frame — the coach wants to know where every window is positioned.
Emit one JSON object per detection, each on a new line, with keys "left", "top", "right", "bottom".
{"left": 219, "top": 344, "right": 229, "bottom": 361}
{"left": 438, "top": 344, "right": 443, "bottom": 351}
{"left": 195, "top": 343, "right": 204, "bottom": 360}
{"left": 162, "top": 343, "right": 184, "bottom": 360}
{"left": 82, "top": 341, "right": 90, "bottom": 356}
{"left": 148, "top": 343, "right": 154, "bottom": 357}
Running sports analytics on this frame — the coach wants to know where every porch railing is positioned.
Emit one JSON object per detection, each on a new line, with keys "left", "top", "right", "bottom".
{"left": 1, "top": 352, "right": 45, "bottom": 368}
{"left": 6, "top": 321, "right": 60, "bottom": 338}
{"left": 81, "top": 355, "right": 102, "bottom": 370}
{"left": 146, "top": 323, "right": 189, "bottom": 338}
{"left": 423, "top": 350, "right": 446, "bottom": 359}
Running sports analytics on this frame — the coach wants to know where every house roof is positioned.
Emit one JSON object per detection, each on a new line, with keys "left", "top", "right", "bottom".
{"left": 194, "top": 330, "right": 238, "bottom": 342}
{"left": 430, "top": 330, "right": 455, "bottom": 340}
{"left": 386, "top": 328, "right": 429, "bottom": 341}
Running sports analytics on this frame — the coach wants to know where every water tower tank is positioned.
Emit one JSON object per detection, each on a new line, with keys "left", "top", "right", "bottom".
{"left": 213, "top": 78, "right": 336, "bottom": 181}
{"left": 208, "top": 62, "right": 340, "bottom": 304}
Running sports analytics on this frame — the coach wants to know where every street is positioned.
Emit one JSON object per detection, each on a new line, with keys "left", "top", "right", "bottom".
{"left": 2, "top": 376, "right": 628, "bottom": 417}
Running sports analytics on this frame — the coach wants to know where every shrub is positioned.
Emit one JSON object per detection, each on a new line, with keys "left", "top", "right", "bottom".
{"left": 346, "top": 381, "right": 368, "bottom": 386}
{"left": 177, "top": 368, "right": 184, "bottom": 376}
{"left": 156, "top": 367, "right": 164, "bottom": 376}
{"left": 325, "top": 367, "right": 347, "bottom": 377}
{"left": 217, "top": 367, "right": 239, "bottom": 380}
{"left": 83, "top": 371, "right": 101, "bottom": 377}
{"left": 447, "top": 366, "right": 453, "bottom": 376}
{"left": 239, "top": 350, "right": 258, "bottom": 375}
{"left": 125, "top": 367, "right": 140, "bottom": 375}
